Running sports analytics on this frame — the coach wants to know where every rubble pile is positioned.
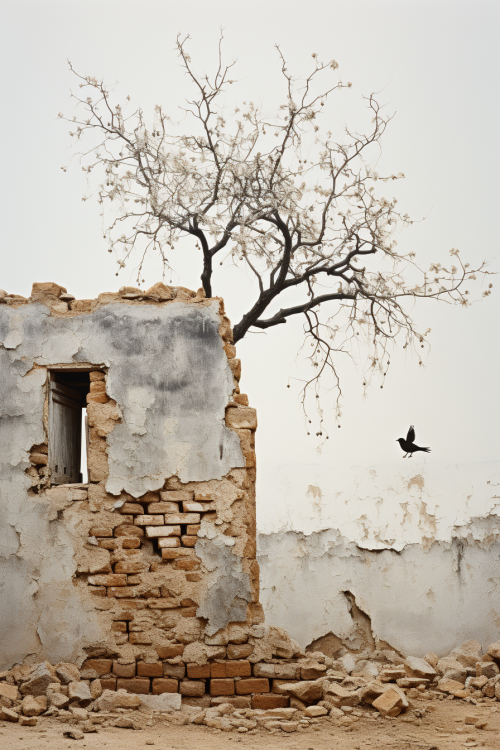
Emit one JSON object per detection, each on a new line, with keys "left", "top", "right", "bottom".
{"left": 1, "top": 636, "right": 499, "bottom": 734}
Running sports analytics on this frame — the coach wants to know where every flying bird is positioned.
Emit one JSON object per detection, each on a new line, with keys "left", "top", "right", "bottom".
{"left": 396, "top": 425, "right": 431, "bottom": 458}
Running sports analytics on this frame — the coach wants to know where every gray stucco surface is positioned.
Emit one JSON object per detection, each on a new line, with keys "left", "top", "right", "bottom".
{"left": 0, "top": 301, "right": 244, "bottom": 668}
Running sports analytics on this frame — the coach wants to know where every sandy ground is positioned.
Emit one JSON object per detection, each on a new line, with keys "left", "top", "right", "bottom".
{"left": 1, "top": 701, "right": 499, "bottom": 750}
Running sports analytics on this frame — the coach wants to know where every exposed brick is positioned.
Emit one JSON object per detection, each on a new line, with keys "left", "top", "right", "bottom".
{"left": 180, "top": 598, "right": 197, "bottom": 607}
{"left": 129, "top": 632, "right": 153, "bottom": 645}
{"left": 186, "top": 524, "right": 201, "bottom": 535}
{"left": 225, "top": 406, "right": 257, "bottom": 430}
{"left": 187, "top": 664, "right": 210, "bottom": 679}
{"left": 111, "top": 622, "right": 127, "bottom": 633}
{"left": 120, "top": 503, "right": 144, "bottom": 514}
{"left": 89, "top": 586, "right": 106, "bottom": 597}
{"left": 211, "top": 696, "right": 251, "bottom": 708}
{"left": 137, "top": 662, "right": 163, "bottom": 677}
{"left": 100, "top": 677, "right": 117, "bottom": 691}
{"left": 156, "top": 645, "right": 184, "bottom": 659}
{"left": 117, "top": 678, "right": 150, "bottom": 694}
{"left": 151, "top": 678, "right": 178, "bottom": 694}
{"left": 135, "top": 514, "right": 164, "bottom": 526}
{"left": 235, "top": 678, "right": 270, "bottom": 695}
{"left": 88, "top": 574, "right": 127, "bottom": 587}
{"left": 158, "top": 537, "right": 181, "bottom": 548}
{"left": 180, "top": 535, "right": 197, "bottom": 547}
{"left": 173, "top": 559, "right": 200, "bottom": 570}
{"left": 82, "top": 659, "right": 112, "bottom": 675}
{"left": 163, "top": 513, "right": 201, "bottom": 524}
{"left": 98, "top": 539, "right": 119, "bottom": 550}
{"left": 107, "top": 586, "right": 140, "bottom": 598}
{"left": 116, "top": 599, "right": 145, "bottom": 610}
{"left": 147, "top": 526, "right": 181, "bottom": 539}
{"left": 114, "top": 560, "right": 150, "bottom": 574}
{"left": 114, "top": 525, "right": 144, "bottom": 538}
{"left": 147, "top": 502, "right": 179, "bottom": 513}
{"left": 89, "top": 371, "right": 105, "bottom": 381}
{"left": 227, "top": 644, "right": 254, "bottom": 660}
{"left": 112, "top": 611, "right": 135, "bottom": 621}
{"left": 90, "top": 527, "right": 113, "bottom": 537}
{"left": 180, "top": 607, "right": 197, "bottom": 618}
{"left": 182, "top": 502, "right": 205, "bottom": 512}
{"left": 186, "top": 573, "right": 202, "bottom": 582}
{"left": 211, "top": 663, "right": 227, "bottom": 678}
{"left": 226, "top": 661, "right": 252, "bottom": 678}
{"left": 160, "top": 490, "right": 194, "bottom": 503}
{"left": 179, "top": 680, "right": 205, "bottom": 696}
{"left": 163, "top": 664, "right": 186, "bottom": 679}
{"left": 210, "top": 679, "right": 235, "bottom": 697}
{"left": 112, "top": 662, "right": 136, "bottom": 678}
{"left": 252, "top": 694, "right": 290, "bottom": 709}
{"left": 122, "top": 538, "right": 141, "bottom": 549}
{"left": 161, "top": 548, "right": 198, "bottom": 559}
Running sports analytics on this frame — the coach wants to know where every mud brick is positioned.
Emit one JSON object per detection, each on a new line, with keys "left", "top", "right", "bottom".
{"left": 186, "top": 573, "right": 202, "bottom": 582}
{"left": 235, "top": 678, "right": 270, "bottom": 695}
{"left": 120, "top": 503, "right": 144, "bottom": 514}
{"left": 147, "top": 502, "right": 179, "bottom": 513}
{"left": 210, "top": 679, "right": 235, "bottom": 697}
{"left": 100, "top": 677, "right": 117, "bottom": 691}
{"left": 107, "top": 586, "right": 140, "bottom": 598}
{"left": 139, "top": 491, "right": 160, "bottom": 504}
{"left": 173, "top": 559, "right": 200, "bottom": 571}
{"left": 226, "top": 661, "right": 252, "bottom": 678}
{"left": 135, "top": 514, "right": 164, "bottom": 526}
{"left": 114, "top": 560, "right": 150, "bottom": 574}
{"left": 98, "top": 539, "right": 119, "bottom": 550}
{"left": 147, "top": 526, "right": 181, "bottom": 538}
{"left": 111, "top": 622, "right": 127, "bottom": 633}
{"left": 117, "top": 599, "right": 146, "bottom": 610}
{"left": 129, "top": 632, "right": 153, "bottom": 645}
{"left": 113, "top": 610, "right": 135, "bottom": 621}
{"left": 82, "top": 659, "right": 112, "bottom": 675}
{"left": 179, "top": 680, "right": 205, "bottom": 696}
{"left": 186, "top": 524, "right": 201, "bottom": 535}
{"left": 211, "top": 663, "right": 227, "bottom": 678}
{"left": 157, "top": 645, "right": 184, "bottom": 659}
{"left": 180, "top": 607, "right": 197, "bottom": 618}
{"left": 163, "top": 513, "right": 201, "bottom": 525}
{"left": 151, "top": 678, "right": 178, "bottom": 694}
{"left": 182, "top": 502, "right": 205, "bottom": 512}
{"left": 194, "top": 489, "right": 215, "bottom": 502}
{"left": 225, "top": 406, "right": 257, "bottom": 430}
{"left": 181, "top": 535, "right": 197, "bottom": 547}
{"left": 117, "top": 678, "right": 150, "bottom": 694}
{"left": 227, "top": 644, "right": 253, "bottom": 660}
{"left": 163, "top": 664, "right": 186, "bottom": 679}
{"left": 211, "top": 696, "right": 251, "bottom": 708}
{"left": 161, "top": 548, "right": 198, "bottom": 560}
{"left": 112, "top": 662, "right": 136, "bottom": 678}
{"left": 114, "top": 524, "right": 144, "bottom": 538}
{"left": 160, "top": 490, "right": 194, "bottom": 503}
{"left": 158, "top": 537, "right": 180, "bottom": 548}
{"left": 122, "top": 538, "right": 141, "bottom": 549}
{"left": 90, "top": 527, "right": 113, "bottom": 537}
{"left": 89, "top": 586, "right": 106, "bottom": 597}
{"left": 137, "top": 662, "right": 163, "bottom": 677}
{"left": 88, "top": 574, "right": 127, "bottom": 586}
{"left": 127, "top": 575, "right": 141, "bottom": 585}
{"left": 187, "top": 664, "right": 210, "bottom": 679}
{"left": 89, "top": 371, "right": 105, "bottom": 381}
{"left": 252, "top": 694, "right": 290, "bottom": 709}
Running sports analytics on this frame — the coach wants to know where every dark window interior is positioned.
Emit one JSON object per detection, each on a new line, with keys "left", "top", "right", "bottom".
{"left": 48, "top": 371, "right": 91, "bottom": 485}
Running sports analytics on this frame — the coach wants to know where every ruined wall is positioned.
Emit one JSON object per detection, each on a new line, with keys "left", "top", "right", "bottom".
{"left": 257, "top": 462, "right": 500, "bottom": 657}
{"left": 0, "top": 283, "right": 261, "bottom": 677}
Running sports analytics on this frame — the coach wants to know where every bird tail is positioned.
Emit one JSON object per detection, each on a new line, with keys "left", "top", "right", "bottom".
{"left": 419, "top": 447, "right": 431, "bottom": 453}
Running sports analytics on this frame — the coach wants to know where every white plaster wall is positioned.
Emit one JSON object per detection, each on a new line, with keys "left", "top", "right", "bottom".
{"left": 257, "top": 461, "right": 500, "bottom": 656}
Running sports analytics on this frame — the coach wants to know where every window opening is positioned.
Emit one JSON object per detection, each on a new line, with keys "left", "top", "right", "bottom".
{"left": 48, "top": 370, "right": 95, "bottom": 485}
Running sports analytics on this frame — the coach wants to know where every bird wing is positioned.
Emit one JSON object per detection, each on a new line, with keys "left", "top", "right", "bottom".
{"left": 406, "top": 425, "right": 415, "bottom": 443}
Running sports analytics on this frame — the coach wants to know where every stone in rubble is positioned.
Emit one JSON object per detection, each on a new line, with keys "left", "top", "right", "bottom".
{"left": 481, "top": 678, "right": 497, "bottom": 698}
{"left": 56, "top": 664, "right": 81, "bottom": 684}
{"left": 0, "top": 683, "right": 19, "bottom": 701}
{"left": 396, "top": 677, "right": 429, "bottom": 688}
{"left": 323, "top": 682, "right": 360, "bottom": 708}
{"left": 20, "top": 663, "right": 55, "bottom": 696}
{"left": 278, "top": 679, "right": 325, "bottom": 704}
{"left": 449, "top": 640, "right": 483, "bottom": 668}
{"left": 68, "top": 681, "right": 92, "bottom": 706}
{"left": 49, "top": 692, "right": 70, "bottom": 709}
{"left": 495, "top": 681, "right": 500, "bottom": 701}
{"left": 339, "top": 653, "right": 357, "bottom": 675}
{"left": 405, "top": 656, "right": 437, "bottom": 679}
{"left": 304, "top": 705, "right": 328, "bottom": 717}
{"left": 0, "top": 706, "right": 19, "bottom": 722}
{"left": 436, "top": 678, "right": 465, "bottom": 694}
{"left": 443, "top": 667, "right": 467, "bottom": 684}
{"left": 94, "top": 688, "right": 142, "bottom": 711}
{"left": 476, "top": 661, "right": 499, "bottom": 679}
{"left": 140, "top": 693, "right": 182, "bottom": 712}
{"left": 379, "top": 668, "right": 406, "bottom": 683}
{"left": 22, "top": 695, "right": 46, "bottom": 716}
{"left": 424, "top": 653, "right": 439, "bottom": 669}
{"left": 372, "top": 688, "right": 405, "bottom": 717}
{"left": 487, "top": 640, "right": 500, "bottom": 661}
{"left": 436, "top": 656, "right": 464, "bottom": 675}
{"left": 90, "top": 679, "right": 102, "bottom": 700}
{"left": 19, "top": 716, "right": 37, "bottom": 726}
{"left": 63, "top": 728, "right": 84, "bottom": 740}
{"left": 113, "top": 717, "right": 135, "bottom": 728}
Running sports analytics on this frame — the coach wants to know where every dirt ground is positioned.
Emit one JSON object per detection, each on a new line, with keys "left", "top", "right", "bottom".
{"left": 1, "top": 700, "right": 499, "bottom": 750}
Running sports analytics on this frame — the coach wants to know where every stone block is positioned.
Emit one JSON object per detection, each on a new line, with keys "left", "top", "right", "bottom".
{"left": 235, "top": 678, "right": 270, "bottom": 695}
{"left": 252, "top": 694, "right": 289, "bottom": 709}
{"left": 137, "top": 662, "right": 163, "bottom": 677}
{"left": 117, "top": 678, "right": 151, "bottom": 694}
{"left": 0, "top": 683, "right": 19, "bottom": 701}
{"left": 405, "top": 656, "right": 437, "bottom": 679}
{"left": 151, "top": 678, "right": 178, "bottom": 694}
{"left": 210, "top": 679, "right": 236, "bottom": 696}
{"left": 324, "top": 682, "right": 360, "bottom": 708}
{"left": 55, "top": 664, "right": 80, "bottom": 684}
{"left": 68, "top": 681, "right": 92, "bottom": 706}
{"left": 94, "top": 689, "right": 142, "bottom": 711}
{"left": 0, "top": 706, "right": 19, "bottom": 722}
{"left": 180, "top": 680, "right": 205, "bottom": 696}
{"left": 476, "top": 661, "right": 499, "bottom": 679}
{"left": 22, "top": 695, "right": 46, "bottom": 716}
{"left": 20, "top": 663, "right": 56, "bottom": 696}
{"left": 436, "top": 678, "right": 465, "bottom": 693}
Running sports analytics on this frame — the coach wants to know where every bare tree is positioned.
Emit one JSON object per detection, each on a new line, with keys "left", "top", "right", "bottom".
{"left": 61, "top": 35, "right": 491, "bottom": 434}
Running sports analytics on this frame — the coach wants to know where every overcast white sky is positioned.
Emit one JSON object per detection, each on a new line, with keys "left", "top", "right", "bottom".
{"left": 1, "top": 1, "right": 499, "bottom": 480}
